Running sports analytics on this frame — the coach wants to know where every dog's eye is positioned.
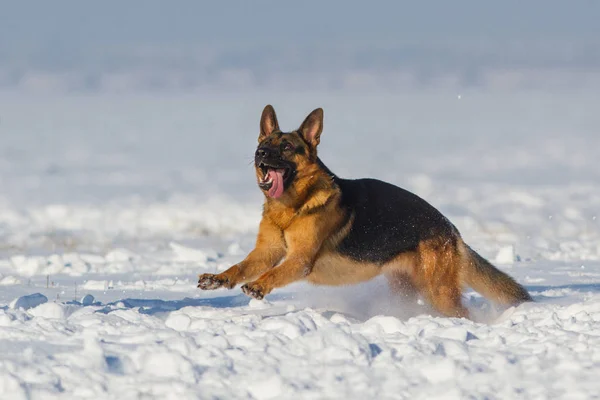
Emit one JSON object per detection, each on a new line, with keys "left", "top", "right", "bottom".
{"left": 282, "top": 141, "right": 294, "bottom": 152}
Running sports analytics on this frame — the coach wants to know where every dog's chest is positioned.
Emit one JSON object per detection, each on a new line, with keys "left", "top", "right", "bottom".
{"left": 264, "top": 205, "right": 297, "bottom": 230}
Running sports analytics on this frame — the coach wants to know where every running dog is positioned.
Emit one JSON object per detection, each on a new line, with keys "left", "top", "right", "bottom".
{"left": 198, "top": 105, "right": 532, "bottom": 318}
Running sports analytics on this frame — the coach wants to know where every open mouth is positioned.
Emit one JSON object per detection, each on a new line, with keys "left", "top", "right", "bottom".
{"left": 257, "top": 161, "right": 292, "bottom": 199}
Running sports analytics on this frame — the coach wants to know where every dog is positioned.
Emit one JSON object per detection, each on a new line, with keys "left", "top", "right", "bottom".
{"left": 198, "top": 105, "right": 532, "bottom": 318}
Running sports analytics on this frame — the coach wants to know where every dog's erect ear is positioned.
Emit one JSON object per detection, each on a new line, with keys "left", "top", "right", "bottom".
{"left": 259, "top": 105, "right": 280, "bottom": 142}
{"left": 298, "top": 108, "right": 323, "bottom": 148}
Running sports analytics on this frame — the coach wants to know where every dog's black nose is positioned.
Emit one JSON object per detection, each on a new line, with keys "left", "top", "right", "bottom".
{"left": 256, "top": 147, "right": 271, "bottom": 159}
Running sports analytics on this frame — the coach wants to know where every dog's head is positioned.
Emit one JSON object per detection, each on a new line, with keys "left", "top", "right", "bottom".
{"left": 255, "top": 105, "right": 323, "bottom": 199}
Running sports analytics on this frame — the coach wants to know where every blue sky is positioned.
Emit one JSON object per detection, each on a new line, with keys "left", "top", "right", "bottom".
{"left": 2, "top": 1, "right": 598, "bottom": 45}
{"left": 1, "top": 1, "right": 598, "bottom": 91}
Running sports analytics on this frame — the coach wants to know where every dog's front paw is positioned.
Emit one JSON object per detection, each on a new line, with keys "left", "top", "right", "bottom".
{"left": 197, "top": 273, "right": 232, "bottom": 290}
{"left": 241, "top": 282, "right": 270, "bottom": 300}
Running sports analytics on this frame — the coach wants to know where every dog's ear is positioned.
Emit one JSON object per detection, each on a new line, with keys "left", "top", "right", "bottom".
{"left": 259, "top": 105, "right": 279, "bottom": 142}
{"left": 298, "top": 108, "right": 323, "bottom": 148}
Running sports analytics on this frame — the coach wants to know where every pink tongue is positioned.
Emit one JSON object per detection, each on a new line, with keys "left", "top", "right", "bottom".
{"left": 267, "top": 169, "right": 284, "bottom": 198}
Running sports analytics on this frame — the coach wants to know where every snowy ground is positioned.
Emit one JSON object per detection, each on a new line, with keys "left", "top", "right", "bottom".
{"left": 0, "top": 89, "right": 599, "bottom": 399}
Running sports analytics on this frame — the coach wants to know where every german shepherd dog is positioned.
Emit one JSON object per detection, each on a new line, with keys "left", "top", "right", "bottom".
{"left": 198, "top": 105, "right": 532, "bottom": 318}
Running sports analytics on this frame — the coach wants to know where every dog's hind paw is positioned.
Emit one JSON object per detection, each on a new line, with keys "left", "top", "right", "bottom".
{"left": 197, "top": 273, "right": 231, "bottom": 290}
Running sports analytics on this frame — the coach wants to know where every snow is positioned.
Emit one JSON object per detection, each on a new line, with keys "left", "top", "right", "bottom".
{"left": 494, "top": 245, "right": 515, "bottom": 264}
{"left": 0, "top": 89, "right": 599, "bottom": 398}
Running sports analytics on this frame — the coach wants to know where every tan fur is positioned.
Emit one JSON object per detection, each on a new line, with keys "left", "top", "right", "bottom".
{"left": 209, "top": 218, "right": 286, "bottom": 288}
{"left": 414, "top": 238, "right": 468, "bottom": 318}
{"left": 307, "top": 253, "right": 382, "bottom": 286}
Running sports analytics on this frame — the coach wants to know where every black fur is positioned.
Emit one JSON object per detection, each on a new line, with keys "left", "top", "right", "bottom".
{"left": 317, "top": 159, "right": 456, "bottom": 264}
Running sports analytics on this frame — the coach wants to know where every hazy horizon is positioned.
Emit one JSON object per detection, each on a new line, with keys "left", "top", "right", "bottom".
{"left": 1, "top": 1, "right": 599, "bottom": 93}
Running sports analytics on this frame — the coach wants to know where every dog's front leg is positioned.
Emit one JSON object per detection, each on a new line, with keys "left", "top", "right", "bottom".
{"left": 198, "top": 218, "right": 285, "bottom": 290}
{"left": 241, "top": 255, "right": 312, "bottom": 300}
{"left": 241, "top": 215, "right": 329, "bottom": 300}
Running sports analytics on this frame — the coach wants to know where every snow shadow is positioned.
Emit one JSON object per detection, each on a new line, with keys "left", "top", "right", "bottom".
{"left": 526, "top": 283, "right": 600, "bottom": 294}
{"left": 97, "top": 294, "right": 252, "bottom": 315}
{"left": 88, "top": 280, "right": 589, "bottom": 322}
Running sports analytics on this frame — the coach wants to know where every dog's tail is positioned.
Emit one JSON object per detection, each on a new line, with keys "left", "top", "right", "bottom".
{"left": 460, "top": 243, "right": 532, "bottom": 305}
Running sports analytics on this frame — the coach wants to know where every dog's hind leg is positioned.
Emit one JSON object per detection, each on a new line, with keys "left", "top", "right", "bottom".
{"left": 414, "top": 239, "right": 470, "bottom": 319}
{"left": 422, "top": 282, "right": 469, "bottom": 318}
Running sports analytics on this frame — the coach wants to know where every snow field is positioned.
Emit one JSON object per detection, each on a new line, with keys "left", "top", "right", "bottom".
{"left": 0, "top": 90, "right": 599, "bottom": 398}
{"left": 1, "top": 291, "right": 600, "bottom": 399}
